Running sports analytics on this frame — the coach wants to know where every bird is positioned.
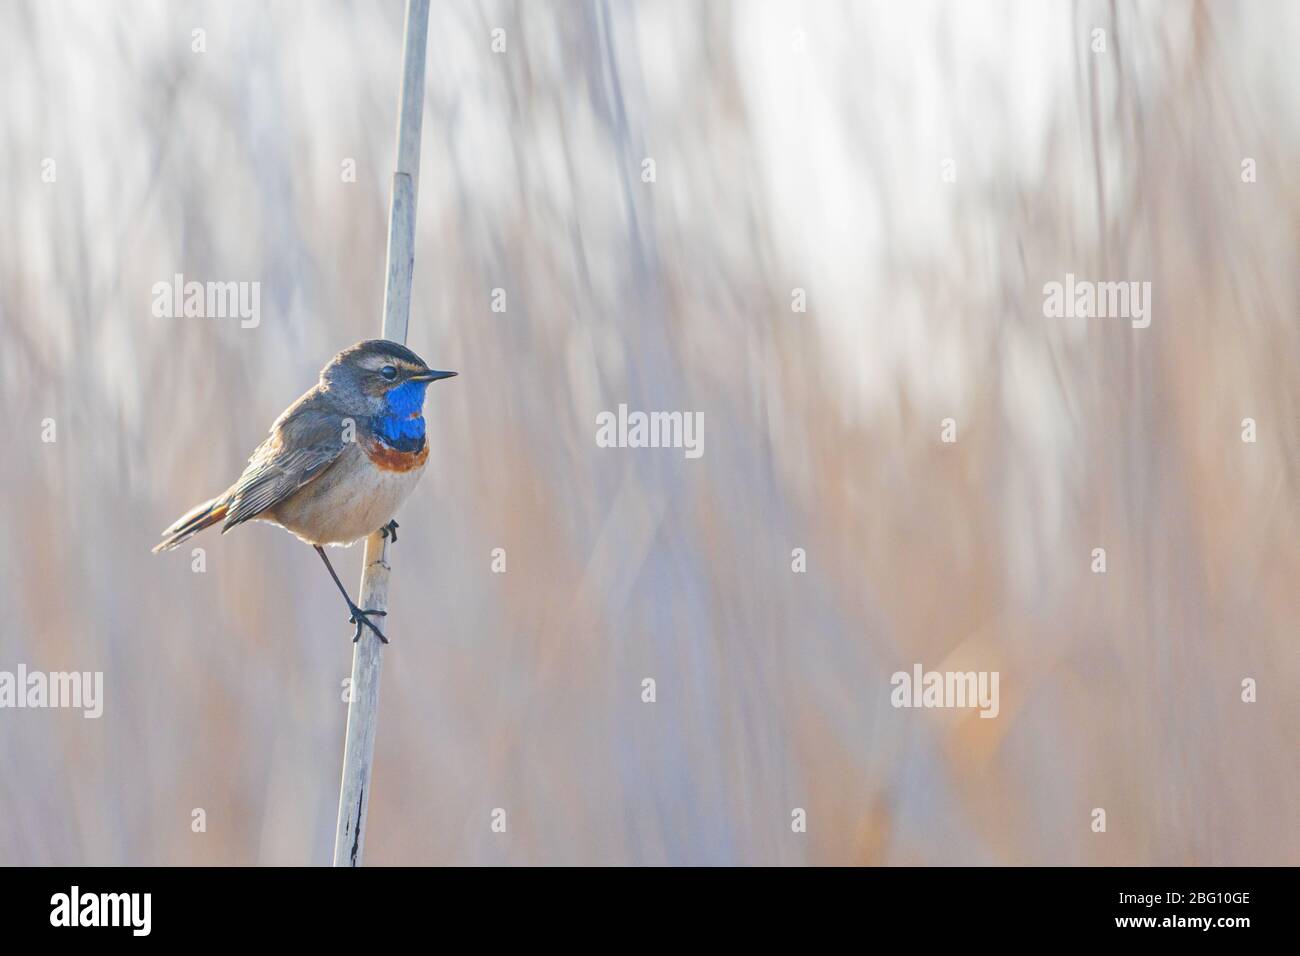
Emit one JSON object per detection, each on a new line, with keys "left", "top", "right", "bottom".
{"left": 152, "top": 339, "right": 456, "bottom": 643}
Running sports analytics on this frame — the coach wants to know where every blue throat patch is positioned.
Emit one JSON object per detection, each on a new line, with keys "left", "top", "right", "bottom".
{"left": 372, "top": 380, "right": 429, "bottom": 452}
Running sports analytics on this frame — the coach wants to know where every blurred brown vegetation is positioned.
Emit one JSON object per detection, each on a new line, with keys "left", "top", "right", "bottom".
{"left": 0, "top": 0, "right": 1296, "bottom": 864}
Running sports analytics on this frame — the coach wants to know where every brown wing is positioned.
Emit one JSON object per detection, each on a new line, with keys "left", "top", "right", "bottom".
{"left": 221, "top": 397, "right": 348, "bottom": 532}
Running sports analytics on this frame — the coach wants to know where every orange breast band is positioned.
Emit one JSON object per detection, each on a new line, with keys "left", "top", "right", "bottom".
{"left": 365, "top": 440, "right": 429, "bottom": 473}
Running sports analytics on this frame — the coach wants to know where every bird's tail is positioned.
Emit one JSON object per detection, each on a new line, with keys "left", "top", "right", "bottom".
{"left": 152, "top": 495, "right": 230, "bottom": 553}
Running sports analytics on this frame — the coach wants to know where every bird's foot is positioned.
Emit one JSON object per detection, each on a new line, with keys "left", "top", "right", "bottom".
{"left": 348, "top": 603, "right": 389, "bottom": 644}
{"left": 381, "top": 520, "right": 399, "bottom": 544}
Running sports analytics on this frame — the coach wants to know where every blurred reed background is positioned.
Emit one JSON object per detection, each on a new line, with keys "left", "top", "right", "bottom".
{"left": 0, "top": 0, "right": 1296, "bottom": 865}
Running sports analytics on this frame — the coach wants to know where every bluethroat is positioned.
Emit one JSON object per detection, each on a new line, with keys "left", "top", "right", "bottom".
{"left": 152, "top": 339, "right": 457, "bottom": 643}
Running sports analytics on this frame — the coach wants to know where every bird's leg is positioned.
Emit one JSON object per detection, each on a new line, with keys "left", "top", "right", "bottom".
{"left": 314, "top": 545, "right": 388, "bottom": 644}
{"left": 380, "top": 519, "right": 399, "bottom": 544}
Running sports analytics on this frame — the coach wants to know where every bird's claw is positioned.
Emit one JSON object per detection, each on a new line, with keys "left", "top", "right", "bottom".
{"left": 381, "top": 520, "right": 399, "bottom": 544}
{"left": 348, "top": 606, "right": 389, "bottom": 644}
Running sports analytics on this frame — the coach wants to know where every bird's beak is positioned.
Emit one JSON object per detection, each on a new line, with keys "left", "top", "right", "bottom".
{"left": 410, "top": 369, "right": 457, "bottom": 382}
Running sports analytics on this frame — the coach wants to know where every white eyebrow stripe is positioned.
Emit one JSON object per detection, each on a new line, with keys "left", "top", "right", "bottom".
{"left": 360, "top": 356, "right": 416, "bottom": 370}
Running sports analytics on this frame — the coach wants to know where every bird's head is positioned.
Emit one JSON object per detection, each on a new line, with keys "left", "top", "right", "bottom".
{"left": 321, "top": 339, "right": 456, "bottom": 417}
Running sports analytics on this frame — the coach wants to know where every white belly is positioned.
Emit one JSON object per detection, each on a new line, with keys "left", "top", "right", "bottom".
{"left": 271, "top": 446, "right": 426, "bottom": 546}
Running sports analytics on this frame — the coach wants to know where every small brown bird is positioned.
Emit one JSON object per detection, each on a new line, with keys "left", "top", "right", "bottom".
{"left": 152, "top": 339, "right": 456, "bottom": 642}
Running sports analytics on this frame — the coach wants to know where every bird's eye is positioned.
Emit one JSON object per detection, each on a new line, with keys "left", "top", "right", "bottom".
{"left": 380, "top": 365, "right": 398, "bottom": 381}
